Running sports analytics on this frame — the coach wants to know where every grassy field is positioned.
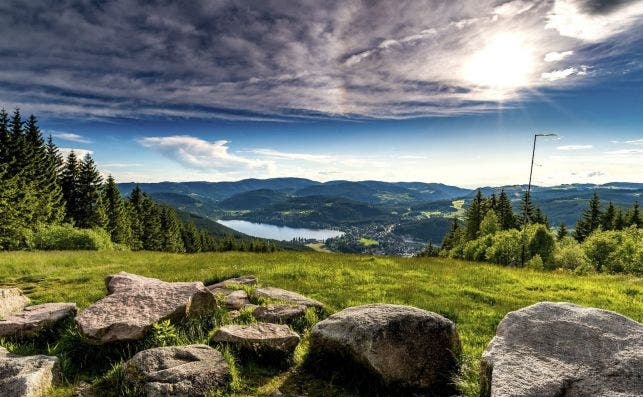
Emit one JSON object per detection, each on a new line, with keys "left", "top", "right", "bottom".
{"left": 0, "top": 251, "right": 641, "bottom": 396}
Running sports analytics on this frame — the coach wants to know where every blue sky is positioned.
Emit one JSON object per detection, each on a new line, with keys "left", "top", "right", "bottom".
{"left": 1, "top": 0, "right": 642, "bottom": 187}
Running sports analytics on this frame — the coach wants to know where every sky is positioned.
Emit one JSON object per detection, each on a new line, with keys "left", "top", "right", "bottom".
{"left": 0, "top": 0, "right": 641, "bottom": 188}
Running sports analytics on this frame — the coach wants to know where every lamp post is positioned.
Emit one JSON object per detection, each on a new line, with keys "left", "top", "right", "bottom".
{"left": 521, "top": 133, "right": 557, "bottom": 266}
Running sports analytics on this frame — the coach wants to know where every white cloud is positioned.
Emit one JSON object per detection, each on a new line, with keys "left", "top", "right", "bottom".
{"left": 605, "top": 149, "right": 643, "bottom": 155}
{"left": 546, "top": 0, "right": 643, "bottom": 42}
{"left": 544, "top": 50, "right": 573, "bottom": 62}
{"left": 59, "top": 148, "right": 94, "bottom": 159}
{"left": 139, "top": 135, "right": 271, "bottom": 172}
{"left": 625, "top": 139, "right": 643, "bottom": 146}
{"left": 102, "top": 162, "right": 142, "bottom": 168}
{"left": 249, "top": 148, "right": 333, "bottom": 163}
{"left": 556, "top": 144, "right": 593, "bottom": 151}
{"left": 51, "top": 131, "right": 91, "bottom": 143}
{"left": 541, "top": 67, "right": 577, "bottom": 81}
{"left": 493, "top": 1, "right": 535, "bottom": 17}
{"left": 398, "top": 155, "right": 428, "bottom": 160}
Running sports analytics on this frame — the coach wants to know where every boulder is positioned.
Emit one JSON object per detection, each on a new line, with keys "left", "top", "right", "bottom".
{"left": 76, "top": 272, "right": 216, "bottom": 343}
{"left": 0, "top": 347, "right": 61, "bottom": 397}
{"left": 211, "top": 323, "right": 300, "bottom": 354}
{"left": 253, "top": 304, "right": 307, "bottom": 323}
{"left": 124, "top": 344, "right": 230, "bottom": 396}
{"left": 0, "top": 288, "right": 30, "bottom": 319}
{"left": 209, "top": 288, "right": 250, "bottom": 310}
{"left": 208, "top": 275, "right": 257, "bottom": 289}
{"left": 309, "top": 304, "right": 460, "bottom": 393}
{"left": 252, "top": 287, "right": 323, "bottom": 308}
{"left": 0, "top": 303, "right": 77, "bottom": 338}
{"left": 481, "top": 301, "right": 643, "bottom": 397}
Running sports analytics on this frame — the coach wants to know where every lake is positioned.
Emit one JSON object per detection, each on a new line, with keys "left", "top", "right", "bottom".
{"left": 217, "top": 219, "right": 344, "bottom": 241}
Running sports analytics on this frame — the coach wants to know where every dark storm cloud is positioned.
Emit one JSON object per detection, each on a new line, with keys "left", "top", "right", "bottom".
{"left": 0, "top": 0, "right": 641, "bottom": 120}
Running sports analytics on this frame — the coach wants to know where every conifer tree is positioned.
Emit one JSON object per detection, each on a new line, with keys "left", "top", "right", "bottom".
{"left": 556, "top": 223, "right": 567, "bottom": 240}
{"left": 628, "top": 201, "right": 641, "bottom": 228}
{"left": 61, "top": 151, "right": 80, "bottom": 224}
{"left": 519, "top": 191, "right": 535, "bottom": 226}
{"left": 0, "top": 109, "right": 11, "bottom": 165}
{"left": 496, "top": 190, "right": 517, "bottom": 230}
{"left": 127, "top": 185, "right": 145, "bottom": 249}
{"left": 0, "top": 164, "right": 24, "bottom": 249}
{"left": 601, "top": 201, "right": 616, "bottom": 231}
{"left": 181, "top": 222, "right": 202, "bottom": 253}
{"left": 614, "top": 208, "right": 625, "bottom": 230}
{"left": 76, "top": 153, "right": 106, "bottom": 228}
{"left": 465, "top": 190, "right": 485, "bottom": 240}
{"left": 103, "top": 175, "right": 131, "bottom": 244}
{"left": 441, "top": 217, "right": 460, "bottom": 251}
{"left": 575, "top": 192, "right": 601, "bottom": 241}
{"left": 160, "top": 206, "right": 184, "bottom": 252}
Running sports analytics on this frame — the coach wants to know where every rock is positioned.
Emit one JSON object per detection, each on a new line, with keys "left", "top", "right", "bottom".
{"left": 208, "top": 275, "right": 257, "bottom": 289}
{"left": 76, "top": 272, "right": 216, "bottom": 343}
{"left": 124, "top": 344, "right": 230, "bottom": 396}
{"left": 252, "top": 287, "right": 323, "bottom": 308}
{"left": 228, "top": 310, "right": 241, "bottom": 321}
{"left": 0, "top": 303, "right": 77, "bottom": 338}
{"left": 209, "top": 288, "right": 250, "bottom": 310}
{"left": 0, "top": 347, "right": 61, "bottom": 397}
{"left": 309, "top": 304, "right": 460, "bottom": 393}
{"left": 72, "top": 381, "right": 95, "bottom": 397}
{"left": 481, "top": 301, "right": 643, "bottom": 397}
{"left": 211, "top": 323, "right": 300, "bottom": 354}
{"left": 0, "top": 288, "right": 30, "bottom": 319}
{"left": 253, "top": 304, "right": 307, "bottom": 323}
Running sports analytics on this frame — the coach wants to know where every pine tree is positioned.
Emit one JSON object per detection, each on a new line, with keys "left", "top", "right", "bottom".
{"left": 627, "top": 201, "right": 641, "bottom": 228}
{"left": 181, "top": 222, "right": 202, "bottom": 253}
{"left": 496, "top": 190, "right": 517, "bottom": 230}
{"left": 159, "top": 206, "right": 184, "bottom": 252}
{"left": 0, "top": 109, "right": 11, "bottom": 165}
{"left": 103, "top": 175, "right": 131, "bottom": 244}
{"left": 601, "top": 201, "right": 616, "bottom": 231}
{"left": 519, "top": 191, "right": 535, "bottom": 226}
{"left": 441, "top": 217, "right": 460, "bottom": 251}
{"left": 556, "top": 224, "right": 567, "bottom": 240}
{"left": 76, "top": 153, "right": 106, "bottom": 228}
{"left": 0, "top": 164, "right": 25, "bottom": 249}
{"left": 61, "top": 151, "right": 80, "bottom": 224}
{"left": 465, "top": 190, "right": 485, "bottom": 240}
{"left": 140, "top": 196, "right": 162, "bottom": 251}
{"left": 532, "top": 207, "right": 548, "bottom": 227}
{"left": 614, "top": 208, "right": 625, "bottom": 230}
{"left": 575, "top": 192, "right": 602, "bottom": 241}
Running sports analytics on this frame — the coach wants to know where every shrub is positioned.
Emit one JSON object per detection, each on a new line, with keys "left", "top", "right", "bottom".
{"left": 34, "top": 224, "right": 114, "bottom": 250}
{"left": 582, "top": 230, "right": 619, "bottom": 271}
{"left": 553, "top": 237, "right": 591, "bottom": 273}
{"left": 606, "top": 227, "right": 643, "bottom": 275}
{"left": 485, "top": 229, "right": 522, "bottom": 266}
{"left": 528, "top": 225, "right": 555, "bottom": 266}
{"left": 462, "top": 236, "right": 492, "bottom": 261}
{"left": 526, "top": 254, "right": 544, "bottom": 270}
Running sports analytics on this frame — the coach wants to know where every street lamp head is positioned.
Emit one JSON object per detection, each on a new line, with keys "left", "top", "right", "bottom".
{"left": 535, "top": 133, "right": 558, "bottom": 137}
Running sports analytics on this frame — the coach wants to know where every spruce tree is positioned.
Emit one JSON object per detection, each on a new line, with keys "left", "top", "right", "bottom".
{"left": 159, "top": 206, "right": 184, "bottom": 252}
{"left": 181, "top": 222, "right": 202, "bottom": 253}
{"left": 76, "top": 153, "right": 106, "bottom": 228}
{"left": 0, "top": 109, "right": 11, "bottom": 165}
{"left": 496, "top": 190, "right": 517, "bottom": 230}
{"left": 575, "top": 192, "right": 601, "bottom": 241}
{"left": 61, "top": 151, "right": 80, "bottom": 224}
{"left": 556, "top": 224, "right": 567, "bottom": 240}
{"left": 465, "top": 190, "right": 485, "bottom": 240}
{"left": 601, "top": 201, "right": 616, "bottom": 231}
{"left": 614, "top": 208, "right": 625, "bottom": 230}
{"left": 627, "top": 201, "right": 641, "bottom": 228}
{"left": 0, "top": 164, "right": 24, "bottom": 249}
{"left": 520, "top": 191, "right": 535, "bottom": 226}
{"left": 127, "top": 185, "right": 145, "bottom": 249}
{"left": 103, "top": 175, "right": 131, "bottom": 244}
{"left": 140, "top": 195, "right": 162, "bottom": 251}
{"left": 441, "top": 217, "right": 460, "bottom": 251}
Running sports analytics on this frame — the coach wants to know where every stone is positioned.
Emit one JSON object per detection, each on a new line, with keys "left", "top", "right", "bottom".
{"left": 76, "top": 272, "right": 216, "bottom": 343}
{"left": 481, "top": 301, "right": 643, "bottom": 397}
{"left": 209, "top": 288, "right": 250, "bottom": 310}
{"left": 0, "top": 288, "right": 30, "bottom": 319}
{"left": 208, "top": 275, "right": 257, "bottom": 289}
{"left": 253, "top": 304, "right": 307, "bottom": 323}
{"left": 252, "top": 287, "right": 323, "bottom": 308}
{"left": 0, "top": 347, "right": 61, "bottom": 397}
{"left": 309, "top": 304, "right": 460, "bottom": 393}
{"left": 72, "top": 381, "right": 95, "bottom": 397}
{"left": 124, "top": 344, "right": 230, "bottom": 396}
{"left": 211, "top": 323, "right": 300, "bottom": 354}
{"left": 0, "top": 303, "right": 77, "bottom": 338}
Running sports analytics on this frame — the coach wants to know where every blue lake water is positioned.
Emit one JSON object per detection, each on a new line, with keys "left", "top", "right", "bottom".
{"left": 217, "top": 219, "right": 344, "bottom": 241}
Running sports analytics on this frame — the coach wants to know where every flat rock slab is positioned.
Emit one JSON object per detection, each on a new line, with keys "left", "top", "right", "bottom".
{"left": 76, "top": 272, "right": 216, "bottom": 344}
{"left": 209, "top": 288, "right": 250, "bottom": 310}
{"left": 211, "top": 323, "right": 300, "bottom": 354}
{"left": 124, "top": 344, "right": 230, "bottom": 396}
{"left": 208, "top": 275, "right": 257, "bottom": 289}
{"left": 310, "top": 304, "right": 460, "bottom": 393}
{"left": 0, "top": 303, "right": 77, "bottom": 338}
{"left": 253, "top": 304, "right": 307, "bottom": 323}
{"left": 0, "top": 289, "right": 30, "bottom": 319}
{"left": 481, "top": 301, "right": 643, "bottom": 397}
{"left": 0, "top": 347, "right": 61, "bottom": 397}
{"left": 252, "top": 287, "right": 323, "bottom": 308}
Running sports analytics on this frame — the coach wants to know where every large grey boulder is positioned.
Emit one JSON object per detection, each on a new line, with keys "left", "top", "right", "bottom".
{"left": 252, "top": 287, "right": 323, "bottom": 308}
{"left": 253, "top": 304, "right": 307, "bottom": 323}
{"left": 208, "top": 275, "right": 257, "bottom": 289}
{"left": 481, "top": 301, "right": 643, "bottom": 397}
{"left": 0, "top": 289, "right": 30, "bottom": 319}
{"left": 208, "top": 288, "right": 250, "bottom": 310}
{"left": 124, "top": 344, "right": 230, "bottom": 396}
{"left": 211, "top": 323, "right": 300, "bottom": 354}
{"left": 309, "top": 304, "right": 460, "bottom": 393}
{"left": 0, "top": 303, "right": 76, "bottom": 338}
{"left": 0, "top": 347, "right": 61, "bottom": 397}
{"left": 76, "top": 272, "right": 216, "bottom": 344}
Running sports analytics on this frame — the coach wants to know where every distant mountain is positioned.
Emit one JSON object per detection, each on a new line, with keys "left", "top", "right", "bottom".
{"left": 219, "top": 189, "right": 290, "bottom": 210}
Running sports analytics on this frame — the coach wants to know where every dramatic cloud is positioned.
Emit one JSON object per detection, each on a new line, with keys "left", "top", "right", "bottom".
{"left": 557, "top": 144, "right": 593, "bottom": 150}
{"left": 0, "top": 0, "right": 641, "bottom": 120}
{"left": 139, "top": 136, "right": 271, "bottom": 171}
{"left": 51, "top": 131, "right": 91, "bottom": 143}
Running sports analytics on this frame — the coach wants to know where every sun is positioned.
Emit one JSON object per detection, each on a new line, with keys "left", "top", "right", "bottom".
{"left": 463, "top": 33, "right": 535, "bottom": 96}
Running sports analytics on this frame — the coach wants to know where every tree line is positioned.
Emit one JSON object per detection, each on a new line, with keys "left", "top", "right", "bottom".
{"left": 0, "top": 109, "right": 277, "bottom": 253}
{"left": 420, "top": 189, "right": 642, "bottom": 275}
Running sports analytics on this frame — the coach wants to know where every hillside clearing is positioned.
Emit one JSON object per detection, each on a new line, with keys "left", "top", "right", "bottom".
{"left": 0, "top": 251, "right": 641, "bottom": 396}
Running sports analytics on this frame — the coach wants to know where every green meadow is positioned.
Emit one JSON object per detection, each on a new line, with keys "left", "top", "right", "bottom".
{"left": 0, "top": 251, "right": 641, "bottom": 396}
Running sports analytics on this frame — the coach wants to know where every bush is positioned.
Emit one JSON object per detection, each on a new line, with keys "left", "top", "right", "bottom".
{"left": 528, "top": 225, "right": 555, "bottom": 266}
{"left": 582, "top": 230, "right": 619, "bottom": 272}
{"left": 526, "top": 254, "right": 544, "bottom": 270}
{"left": 485, "top": 229, "right": 522, "bottom": 266}
{"left": 605, "top": 227, "right": 643, "bottom": 275}
{"left": 553, "top": 237, "right": 591, "bottom": 273}
{"left": 34, "top": 224, "right": 114, "bottom": 250}
{"left": 462, "top": 236, "right": 492, "bottom": 261}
